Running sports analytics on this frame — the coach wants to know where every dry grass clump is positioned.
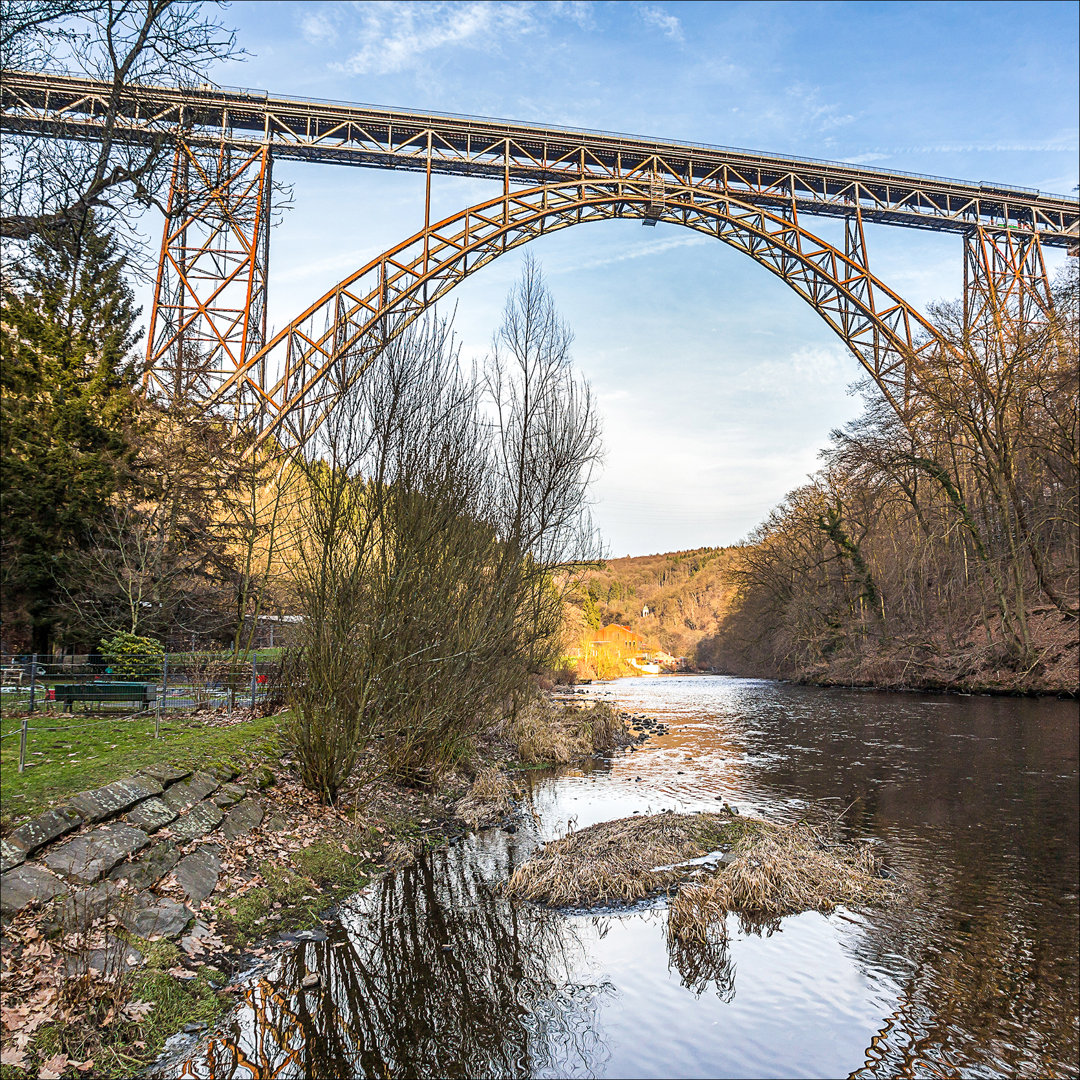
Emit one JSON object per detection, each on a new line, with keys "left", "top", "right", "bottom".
{"left": 454, "top": 766, "right": 522, "bottom": 828}
{"left": 668, "top": 823, "right": 892, "bottom": 944}
{"left": 510, "top": 697, "right": 630, "bottom": 765}
{"left": 505, "top": 812, "right": 749, "bottom": 905}
{"left": 383, "top": 840, "right": 419, "bottom": 868}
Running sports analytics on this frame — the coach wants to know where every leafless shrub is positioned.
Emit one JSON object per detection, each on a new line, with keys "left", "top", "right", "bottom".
{"left": 285, "top": 260, "right": 603, "bottom": 801}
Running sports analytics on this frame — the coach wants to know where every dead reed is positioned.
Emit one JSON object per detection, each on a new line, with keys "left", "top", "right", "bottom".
{"left": 504, "top": 812, "right": 750, "bottom": 905}
{"left": 667, "top": 822, "right": 892, "bottom": 944}
{"left": 454, "top": 766, "right": 522, "bottom": 828}
{"left": 509, "top": 697, "right": 631, "bottom": 766}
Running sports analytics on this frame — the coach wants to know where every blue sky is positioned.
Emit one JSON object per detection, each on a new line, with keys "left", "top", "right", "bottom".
{"left": 190, "top": 0, "right": 1077, "bottom": 555}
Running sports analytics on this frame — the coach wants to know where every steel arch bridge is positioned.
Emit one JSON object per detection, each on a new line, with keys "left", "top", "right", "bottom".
{"left": 3, "top": 70, "right": 1077, "bottom": 448}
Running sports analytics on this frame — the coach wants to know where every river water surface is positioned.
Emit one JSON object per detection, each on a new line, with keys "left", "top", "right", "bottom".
{"left": 177, "top": 677, "right": 1079, "bottom": 1079}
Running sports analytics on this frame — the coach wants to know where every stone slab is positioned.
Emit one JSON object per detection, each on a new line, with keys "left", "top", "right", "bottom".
{"left": 139, "top": 763, "right": 192, "bottom": 786}
{"left": 1, "top": 864, "right": 70, "bottom": 917}
{"left": 169, "top": 801, "right": 223, "bottom": 842}
{"left": 212, "top": 783, "right": 246, "bottom": 809}
{"left": 126, "top": 797, "right": 178, "bottom": 834}
{"left": 118, "top": 895, "right": 192, "bottom": 939}
{"left": 8, "top": 805, "right": 83, "bottom": 857}
{"left": 68, "top": 776, "right": 163, "bottom": 824}
{"left": 42, "top": 823, "right": 149, "bottom": 885}
{"left": 161, "top": 772, "right": 219, "bottom": 814}
{"left": 174, "top": 845, "right": 221, "bottom": 903}
{"left": 64, "top": 935, "right": 143, "bottom": 977}
{"left": 108, "top": 839, "right": 180, "bottom": 890}
{"left": 250, "top": 766, "right": 275, "bottom": 790}
{"left": 179, "top": 920, "right": 217, "bottom": 957}
{"left": 1, "top": 839, "right": 25, "bottom": 873}
{"left": 57, "top": 880, "right": 125, "bottom": 929}
{"left": 223, "top": 797, "right": 264, "bottom": 839}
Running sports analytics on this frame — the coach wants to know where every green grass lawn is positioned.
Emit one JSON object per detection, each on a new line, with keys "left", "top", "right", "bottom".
{"left": 0, "top": 709, "right": 284, "bottom": 829}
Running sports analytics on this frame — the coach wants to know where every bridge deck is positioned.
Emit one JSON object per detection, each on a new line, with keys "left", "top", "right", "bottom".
{"left": 2, "top": 70, "right": 1077, "bottom": 245}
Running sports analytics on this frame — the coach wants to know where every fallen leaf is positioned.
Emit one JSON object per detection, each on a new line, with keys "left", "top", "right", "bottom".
{"left": 123, "top": 999, "right": 154, "bottom": 1022}
{"left": 0, "top": 1047, "right": 28, "bottom": 1069}
{"left": 168, "top": 967, "right": 197, "bottom": 981}
{"left": 73, "top": 1061, "right": 95, "bottom": 1073}
{"left": 38, "top": 1052, "right": 68, "bottom": 1079}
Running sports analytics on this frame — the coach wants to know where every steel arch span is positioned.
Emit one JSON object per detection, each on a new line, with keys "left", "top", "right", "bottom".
{"left": 192, "top": 176, "right": 949, "bottom": 449}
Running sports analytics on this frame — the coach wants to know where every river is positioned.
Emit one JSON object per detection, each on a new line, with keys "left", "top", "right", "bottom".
{"left": 173, "top": 676, "right": 1079, "bottom": 1079}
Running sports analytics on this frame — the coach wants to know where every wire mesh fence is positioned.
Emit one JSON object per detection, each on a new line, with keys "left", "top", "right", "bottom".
{"left": 1, "top": 652, "right": 283, "bottom": 772}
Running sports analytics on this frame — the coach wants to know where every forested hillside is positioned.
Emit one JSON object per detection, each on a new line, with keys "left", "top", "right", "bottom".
{"left": 566, "top": 547, "right": 740, "bottom": 659}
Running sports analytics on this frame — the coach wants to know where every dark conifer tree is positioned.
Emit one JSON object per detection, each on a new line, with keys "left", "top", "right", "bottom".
{"left": 0, "top": 217, "right": 140, "bottom": 652}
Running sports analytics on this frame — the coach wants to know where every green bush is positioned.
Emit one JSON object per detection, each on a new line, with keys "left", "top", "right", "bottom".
{"left": 100, "top": 632, "right": 164, "bottom": 677}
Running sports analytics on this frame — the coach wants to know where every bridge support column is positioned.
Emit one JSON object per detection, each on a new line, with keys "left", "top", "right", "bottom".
{"left": 964, "top": 226, "right": 1054, "bottom": 337}
{"left": 145, "top": 140, "right": 274, "bottom": 424}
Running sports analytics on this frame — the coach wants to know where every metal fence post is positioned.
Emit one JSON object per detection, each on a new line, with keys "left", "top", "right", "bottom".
{"left": 250, "top": 656, "right": 257, "bottom": 709}
{"left": 157, "top": 652, "right": 167, "bottom": 739}
{"left": 18, "top": 714, "right": 28, "bottom": 772}
{"left": 28, "top": 653, "right": 37, "bottom": 714}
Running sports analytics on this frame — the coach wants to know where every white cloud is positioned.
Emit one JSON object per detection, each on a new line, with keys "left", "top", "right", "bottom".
{"left": 329, "top": 2, "right": 553, "bottom": 77}
{"left": 785, "top": 83, "right": 857, "bottom": 134}
{"left": 300, "top": 11, "right": 337, "bottom": 44}
{"left": 639, "top": 5, "right": 684, "bottom": 41}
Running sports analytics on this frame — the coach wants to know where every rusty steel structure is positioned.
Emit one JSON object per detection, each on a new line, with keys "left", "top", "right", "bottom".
{"left": 2, "top": 70, "right": 1077, "bottom": 446}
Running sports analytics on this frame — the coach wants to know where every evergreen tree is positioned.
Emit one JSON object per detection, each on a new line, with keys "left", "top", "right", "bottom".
{"left": 0, "top": 217, "right": 140, "bottom": 652}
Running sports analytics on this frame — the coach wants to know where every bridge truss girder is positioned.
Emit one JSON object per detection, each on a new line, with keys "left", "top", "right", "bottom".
{"left": 3, "top": 70, "right": 1076, "bottom": 248}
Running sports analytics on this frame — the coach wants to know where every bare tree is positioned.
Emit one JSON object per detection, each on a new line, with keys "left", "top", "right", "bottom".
{"left": 1, "top": 0, "right": 241, "bottom": 253}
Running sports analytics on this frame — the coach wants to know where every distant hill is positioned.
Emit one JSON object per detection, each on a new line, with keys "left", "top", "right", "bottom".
{"left": 567, "top": 546, "right": 740, "bottom": 660}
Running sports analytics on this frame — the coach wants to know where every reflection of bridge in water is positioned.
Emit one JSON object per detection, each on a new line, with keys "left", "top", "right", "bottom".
{"left": 3, "top": 71, "right": 1077, "bottom": 447}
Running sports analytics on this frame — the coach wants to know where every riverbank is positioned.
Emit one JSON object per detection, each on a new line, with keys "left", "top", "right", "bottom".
{"left": 700, "top": 605, "right": 1079, "bottom": 697}
{"left": 0, "top": 694, "right": 646, "bottom": 1078}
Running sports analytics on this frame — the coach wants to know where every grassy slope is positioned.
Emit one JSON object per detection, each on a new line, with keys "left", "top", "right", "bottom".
{"left": 0, "top": 710, "right": 282, "bottom": 830}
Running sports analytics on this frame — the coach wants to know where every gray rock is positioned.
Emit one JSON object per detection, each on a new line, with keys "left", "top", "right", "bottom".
{"left": 8, "top": 805, "right": 83, "bottom": 857}
{"left": 63, "top": 935, "right": 143, "bottom": 977}
{"left": 42, "top": 823, "right": 149, "bottom": 884}
{"left": 161, "top": 772, "right": 220, "bottom": 814}
{"left": 108, "top": 840, "right": 180, "bottom": 890}
{"left": 1, "top": 864, "right": 70, "bottom": 916}
{"left": 180, "top": 919, "right": 216, "bottom": 955}
{"left": 212, "top": 783, "right": 246, "bottom": 809}
{"left": 301, "top": 972, "right": 320, "bottom": 989}
{"left": 118, "top": 895, "right": 192, "bottom": 939}
{"left": 1, "top": 839, "right": 25, "bottom": 873}
{"left": 264, "top": 814, "right": 288, "bottom": 833}
{"left": 223, "top": 797, "right": 264, "bottom": 839}
{"left": 126, "top": 797, "right": 178, "bottom": 833}
{"left": 205, "top": 764, "right": 239, "bottom": 783}
{"left": 169, "top": 801, "right": 224, "bottom": 842}
{"left": 250, "top": 766, "right": 275, "bottom": 790}
{"left": 68, "top": 776, "right": 163, "bottom": 824}
{"left": 57, "top": 880, "right": 125, "bottom": 929}
{"left": 139, "top": 763, "right": 192, "bottom": 786}
{"left": 174, "top": 845, "right": 221, "bottom": 903}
